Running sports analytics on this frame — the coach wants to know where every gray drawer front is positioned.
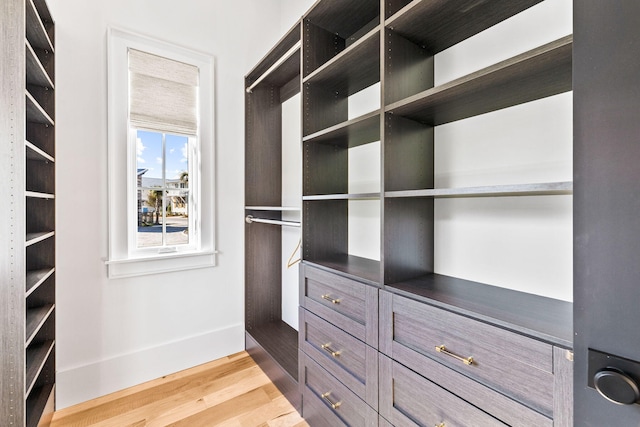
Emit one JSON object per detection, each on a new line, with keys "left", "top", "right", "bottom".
{"left": 301, "top": 352, "right": 377, "bottom": 427}
{"left": 380, "top": 291, "right": 554, "bottom": 416}
{"left": 379, "top": 354, "right": 507, "bottom": 427}
{"left": 301, "top": 264, "right": 378, "bottom": 346}
{"left": 300, "top": 308, "right": 378, "bottom": 408}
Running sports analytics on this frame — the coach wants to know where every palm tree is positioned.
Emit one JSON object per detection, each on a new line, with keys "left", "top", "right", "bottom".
{"left": 147, "top": 190, "right": 163, "bottom": 224}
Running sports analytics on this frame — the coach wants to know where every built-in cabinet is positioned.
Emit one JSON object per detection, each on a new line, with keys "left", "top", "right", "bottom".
{"left": 1, "top": 0, "right": 56, "bottom": 426}
{"left": 246, "top": 0, "right": 575, "bottom": 425}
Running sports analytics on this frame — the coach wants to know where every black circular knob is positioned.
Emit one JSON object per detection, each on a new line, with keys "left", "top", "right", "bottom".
{"left": 594, "top": 368, "right": 640, "bottom": 405}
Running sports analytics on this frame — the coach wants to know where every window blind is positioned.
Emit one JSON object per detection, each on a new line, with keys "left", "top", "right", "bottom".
{"left": 128, "top": 48, "right": 199, "bottom": 134}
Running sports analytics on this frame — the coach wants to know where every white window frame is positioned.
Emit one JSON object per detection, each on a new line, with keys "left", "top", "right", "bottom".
{"left": 107, "top": 27, "right": 216, "bottom": 278}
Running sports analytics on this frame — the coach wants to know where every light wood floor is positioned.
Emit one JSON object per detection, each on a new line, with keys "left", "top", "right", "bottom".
{"left": 50, "top": 351, "right": 309, "bottom": 427}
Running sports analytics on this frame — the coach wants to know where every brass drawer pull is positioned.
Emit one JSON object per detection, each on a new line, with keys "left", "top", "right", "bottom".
{"left": 435, "top": 345, "right": 473, "bottom": 366}
{"left": 321, "top": 294, "right": 341, "bottom": 304}
{"left": 435, "top": 423, "right": 446, "bottom": 427}
{"left": 321, "top": 343, "right": 341, "bottom": 357}
{"left": 321, "top": 392, "right": 342, "bottom": 409}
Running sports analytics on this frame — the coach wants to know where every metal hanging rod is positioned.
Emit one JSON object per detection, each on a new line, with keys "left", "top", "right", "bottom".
{"left": 245, "top": 41, "right": 302, "bottom": 94}
{"left": 245, "top": 215, "right": 301, "bottom": 228}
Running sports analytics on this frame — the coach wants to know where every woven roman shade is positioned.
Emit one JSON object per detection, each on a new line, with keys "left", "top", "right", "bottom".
{"left": 128, "top": 48, "right": 199, "bottom": 134}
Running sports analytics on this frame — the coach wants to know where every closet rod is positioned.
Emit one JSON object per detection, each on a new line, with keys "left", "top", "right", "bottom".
{"left": 245, "top": 41, "right": 301, "bottom": 94}
{"left": 245, "top": 215, "right": 301, "bottom": 228}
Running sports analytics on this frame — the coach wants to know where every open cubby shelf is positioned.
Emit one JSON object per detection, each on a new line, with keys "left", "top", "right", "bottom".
{"left": 246, "top": 321, "right": 298, "bottom": 380}
{"left": 385, "top": 35, "right": 573, "bottom": 125}
{"left": 25, "top": 340, "right": 55, "bottom": 397}
{"left": 303, "top": 27, "right": 380, "bottom": 96}
{"left": 304, "top": 256, "right": 380, "bottom": 287}
{"left": 25, "top": 304, "right": 54, "bottom": 347}
{"left": 303, "top": 193, "right": 380, "bottom": 201}
{"left": 25, "top": 268, "right": 55, "bottom": 296}
{"left": 385, "top": 0, "right": 543, "bottom": 54}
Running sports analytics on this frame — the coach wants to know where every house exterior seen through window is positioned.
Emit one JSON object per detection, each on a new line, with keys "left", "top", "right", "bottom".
{"left": 135, "top": 130, "right": 193, "bottom": 249}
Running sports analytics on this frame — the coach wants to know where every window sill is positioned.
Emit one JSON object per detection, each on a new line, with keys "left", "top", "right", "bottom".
{"left": 105, "top": 250, "right": 217, "bottom": 279}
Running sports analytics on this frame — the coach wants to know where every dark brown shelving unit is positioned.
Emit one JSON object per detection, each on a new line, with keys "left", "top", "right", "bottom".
{"left": 1, "top": 0, "right": 56, "bottom": 425}
{"left": 251, "top": 0, "right": 575, "bottom": 424}
{"left": 244, "top": 21, "right": 302, "bottom": 410}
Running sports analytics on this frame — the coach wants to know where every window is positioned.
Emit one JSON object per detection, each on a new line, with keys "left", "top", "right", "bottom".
{"left": 107, "top": 28, "right": 215, "bottom": 278}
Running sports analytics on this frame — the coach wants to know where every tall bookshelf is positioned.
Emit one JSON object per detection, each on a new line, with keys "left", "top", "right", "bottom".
{"left": 1, "top": 0, "right": 56, "bottom": 426}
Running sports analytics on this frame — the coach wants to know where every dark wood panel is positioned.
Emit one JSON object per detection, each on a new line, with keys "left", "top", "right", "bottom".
{"left": 26, "top": 91, "right": 53, "bottom": 125}
{"left": 26, "top": 340, "right": 54, "bottom": 397}
{"left": 26, "top": 267, "right": 54, "bottom": 296}
{"left": 25, "top": 0, "right": 54, "bottom": 51}
{"left": 27, "top": 122, "right": 55, "bottom": 159}
{"left": 386, "top": 273, "right": 573, "bottom": 348}
{"left": 245, "top": 215, "right": 282, "bottom": 327}
{"left": 383, "top": 197, "right": 433, "bottom": 284}
{"left": 303, "top": 20, "right": 344, "bottom": 78}
{"left": 26, "top": 383, "right": 55, "bottom": 427}
{"left": 383, "top": 114, "right": 433, "bottom": 192}
{"left": 384, "top": 29, "right": 433, "bottom": 105}
{"left": 252, "top": 49, "right": 300, "bottom": 91}
{"left": 245, "top": 86, "right": 282, "bottom": 206}
{"left": 386, "top": 36, "right": 572, "bottom": 126}
{"left": 304, "top": 29, "right": 380, "bottom": 97}
{"left": 303, "top": 81, "right": 348, "bottom": 136}
{"left": 25, "top": 42, "right": 54, "bottom": 89}
{"left": 26, "top": 234, "right": 55, "bottom": 272}
{"left": 26, "top": 158, "right": 55, "bottom": 195}
{"left": 304, "top": 0, "right": 379, "bottom": 41}
{"left": 386, "top": 0, "right": 543, "bottom": 54}
{"left": 303, "top": 200, "right": 348, "bottom": 263}
{"left": 26, "top": 197, "right": 55, "bottom": 236}
{"left": 246, "top": 322, "right": 298, "bottom": 382}
{"left": 25, "top": 305, "right": 54, "bottom": 347}
{"left": 303, "top": 140, "right": 347, "bottom": 196}
{"left": 573, "top": 1, "right": 640, "bottom": 424}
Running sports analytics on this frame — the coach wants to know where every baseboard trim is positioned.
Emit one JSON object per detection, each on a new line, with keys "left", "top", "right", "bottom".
{"left": 56, "top": 324, "right": 244, "bottom": 409}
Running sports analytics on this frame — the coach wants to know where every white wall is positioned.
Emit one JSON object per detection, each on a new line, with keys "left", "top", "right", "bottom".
{"left": 48, "top": 0, "right": 294, "bottom": 409}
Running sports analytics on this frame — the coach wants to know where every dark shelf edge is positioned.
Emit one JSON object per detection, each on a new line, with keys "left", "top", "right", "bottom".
{"left": 25, "top": 231, "right": 55, "bottom": 247}
{"left": 302, "top": 109, "right": 381, "bottom": 145}
{"left": 303, "top": 256, "right": 381, "bottom": 287}
{"left": 25, "top": 41, "right": 54, "bottom": 89}
{"left": 385, "top": 274, "right": 573, "bottom": 348}
{"left": 385, "top": 181, "right": 573, "bottom": 199}
{"left": 25, "top": 91, "right": 54, "bottom": 126}
{"left": 303, "top": 192, "right": 381, "bottom": 201}
{"left": 26, "top": 140, "right": 55, "bottom": 162}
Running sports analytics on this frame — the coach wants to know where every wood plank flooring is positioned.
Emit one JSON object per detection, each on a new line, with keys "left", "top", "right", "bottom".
{"left": 50, "top": 351, "right": 309, "bottom": 427}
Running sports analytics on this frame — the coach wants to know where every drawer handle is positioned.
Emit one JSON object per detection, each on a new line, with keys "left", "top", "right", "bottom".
{"left": 321, "top": 392, "right": 342, "bottom": 409}
{"left": 435, "top": 423, "right": 446, "bottom": 427}
{"left": 435, "top": 345, "right": 474, "bottom": 366}
{"left": 321, "top": 343, "right": 341, "bottom": 357}
{"left": 321, "top": 294, "right": 341, "bottom": 304}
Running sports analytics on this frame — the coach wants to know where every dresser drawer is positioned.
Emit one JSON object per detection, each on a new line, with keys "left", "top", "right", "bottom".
{"left": 380, "top": 291, "right": 554, "bottom": 416}
{"left": 379, "top": 354, "right": 507, "bottom": 427}
{"left": 301, "top": 264, "right": 378, "bottom": 346}
{"left": 300, "top": 308, "right": 378, "bottom": 408}
{"left": 300, "top": 352, "right": 377, "bottom": 427}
